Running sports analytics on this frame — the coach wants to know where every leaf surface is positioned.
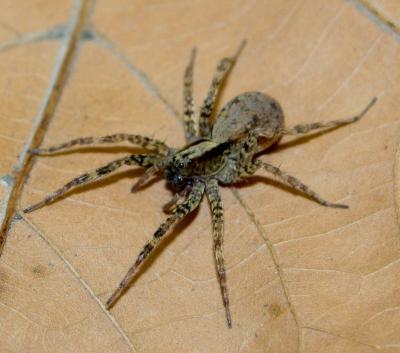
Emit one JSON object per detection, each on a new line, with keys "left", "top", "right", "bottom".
{"left": 1, "top": 1, "right": 400, "bottom": 352}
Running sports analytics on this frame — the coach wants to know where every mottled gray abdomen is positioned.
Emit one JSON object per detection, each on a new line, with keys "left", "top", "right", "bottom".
{"left": 212, "top": 92, "right": 284, "bottom": 148}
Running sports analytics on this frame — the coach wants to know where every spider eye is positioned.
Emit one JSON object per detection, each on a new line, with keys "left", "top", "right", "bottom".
{"left": 176, "top": 176, "right": 184, "bottom": 185}
{"left": 178, "top": 162, "right": 184, "bottom": 169}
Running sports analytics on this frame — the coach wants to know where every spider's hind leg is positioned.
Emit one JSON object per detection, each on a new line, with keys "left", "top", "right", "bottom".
{"left": 248, "top": 160, "right": 348, "bottom": 208}
{"left": 281, "top": 97, "right": 377, "bottom": 136}
{"left": 206, "top": 178, "right": 232, "bottom": 328}
{"left": 105, "top": 180, "right": 205, "bottom": 308}
{"left": 23, "top": 154, "right": 159, "bottom": 213}
{"left": 199, "top": 40, "right": 246, "bottom": 138}
{"left": 162, "top": 184, "right": 192, "bottom": 213}
{"left": 131, "top": 165, "right": 159, "bottom": 192}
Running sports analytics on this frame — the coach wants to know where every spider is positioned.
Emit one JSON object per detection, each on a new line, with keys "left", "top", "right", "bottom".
{"left": 23, "top": 40, "right": 377, "bottom": 328}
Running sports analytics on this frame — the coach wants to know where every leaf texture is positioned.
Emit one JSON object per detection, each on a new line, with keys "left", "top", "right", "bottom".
{"left": 1, "top": 1, "right": 400, "bottom": 352}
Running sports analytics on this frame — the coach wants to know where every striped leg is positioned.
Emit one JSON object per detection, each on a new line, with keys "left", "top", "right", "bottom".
{"left": 199, "top": 40, "right": 246, "bottom": 138}
{"left": 162, "top": 184, "right": 192, "bottom": 213}
{"left": 281, "top": 97, "right": 377, "bottom": 136}
{"left": 162, "top": 192, "right": 180, "bottom": 213}
{"left": 130, "top": 165, "right": 159, "bottom": 193}
{"left": 30, "top": 134, "right": 171, "bottom": 155}
{"left": 23, "top": 154, "right": 158, "bottom": 213}
{"left": 183, "top": 48, "right": 197, "bottom": 142}
{"left": 206, "top": 178, "right": 232, "bottom": 328}
{"left": 248, "top": 160, "right": 348, "bottom": 208}
{"left": 105, "top": 181, "right": 205, "bottom": 308}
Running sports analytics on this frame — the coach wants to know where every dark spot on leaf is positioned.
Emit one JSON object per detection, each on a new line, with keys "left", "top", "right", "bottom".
{"left": 32, "top": 264, "right": 47, "bottom": 278}
{"left": 268, "top": 303, "right": 283, "bottom": 318}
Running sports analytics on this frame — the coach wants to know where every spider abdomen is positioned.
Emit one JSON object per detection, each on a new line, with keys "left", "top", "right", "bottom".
{"left": 212, "top": 92, "right": 284, "bottom": 149}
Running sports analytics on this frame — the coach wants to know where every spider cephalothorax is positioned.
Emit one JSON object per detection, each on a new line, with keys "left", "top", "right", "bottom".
{"left": 24, "top": 40, "right": 377, "bottom": 328}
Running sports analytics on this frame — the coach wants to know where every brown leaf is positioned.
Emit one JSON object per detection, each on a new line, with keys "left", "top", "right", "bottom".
{"left": 1, "top": 1, "right": 400, "bottom": 352}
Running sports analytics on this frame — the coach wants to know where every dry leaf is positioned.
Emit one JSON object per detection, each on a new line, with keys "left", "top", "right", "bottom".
{"left": 1, "top": 1, "right": 400, "bottom": 352}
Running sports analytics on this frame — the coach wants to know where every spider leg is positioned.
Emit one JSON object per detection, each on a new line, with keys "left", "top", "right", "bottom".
{"left": 206, "top": 178, "right": 232, "bottom": 328}
{"left": 131, "top": 165, "right": 159, "bottom": 192}
{"left": 162, "top": 184, "right": 192, "bottom": 213}
{"left": 248, "top": 160, "right": 348, "bottom": 208}
{"left": 199, "top": 40, "right": 246, "bottom": 138}
{"left": 23, "top": 154, "right": 158, "bottom": 213}
{"left": 30, "top": 134, "right": 171, "bottom": 155}
{"left": 281, "top": 97, "right": 377, "bottom": 136}
{"left": 162, "top": 192, "right": 180, "bottom": 213}
{"left": 183, "top": 48, "right": 198, "bottom": 142}
{"left": 105, "top": 180, "right": 205, "bottom": 308}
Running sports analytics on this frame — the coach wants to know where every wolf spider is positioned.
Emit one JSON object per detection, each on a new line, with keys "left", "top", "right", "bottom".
{"left": 24, "top": 40, "right": 377, "bottom": 328}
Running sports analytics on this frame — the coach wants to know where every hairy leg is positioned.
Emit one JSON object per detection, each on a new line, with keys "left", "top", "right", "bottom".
{"left": 30, "top": 134, "right": 171, "bottom": 155}
{"left": 183, "top": 48, "right": 197, "bottom": 142}
{"left": 206, "top": 178, "right": 232, "bottom": 328}
{"left": 131, "top": 165, "right": 158, "bottom": 192}
{"left": 162, "top": 192, "right": 180, "bottom": 213}
{"left": 281, "top": 97, "right": 377, "bottom": 136}
{"left": 105, "top": 181, "right": 205, "bottom": 308}
{"left": 23, "top": 154, "right": 159, "bottom": 213}
{"left": 248, "top": 160, "right": 348, "bottom": 208}
{"left": 162, "top": 184, "right": 192, "bottom": 213}
{"left": 199, "top": 40, "right": 246, "bottom": 138}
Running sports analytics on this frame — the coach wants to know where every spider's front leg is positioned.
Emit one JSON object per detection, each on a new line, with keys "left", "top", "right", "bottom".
{"left": 199, "top": 40, "right": 246, "bottom": 138}
{"left": 30, "top": 133, "right": 171, "bottom": 155}
{"left": 162, "top": 184, "right": 192, "bottom": 213}
{"left": 105, "top": 180, "right": 205, "bottom": 308}
{"left": 23, "top": 154, "right": 159, "bottom": 213}
{"left": 206, "top": 178, "right": 232, "bottom": 328}
{"left": 247, "top": 159, "right": 348, "bottom": 208}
